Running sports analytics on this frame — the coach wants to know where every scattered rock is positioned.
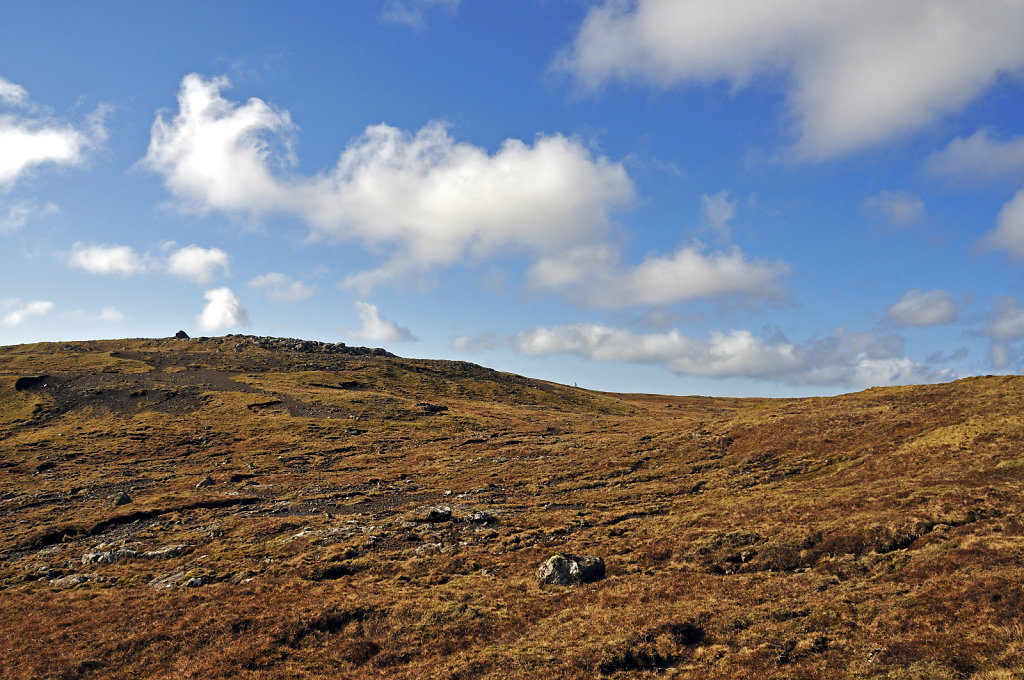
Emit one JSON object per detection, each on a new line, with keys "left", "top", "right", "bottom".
{"left": 142, "top": 544, "right": 189, "bottom": 559}
{"left": 175, "top": 330, "right": 190, "bottom": 340}
{"left": 412, "top": 505, "right": 453, "bottom": 523}
{"left": 466, "top": 510, "right": 496, "bottom": 525}
{"left": 416, "top": 402, "right": 449, "bottom": 415}
{"left": 111, "top": 491, "right": 132, "bottom": 506}
{"left": 50, "top": 573, "right": 99, "bottom": 588}
{"left": 82, "top": 548, "right": 138, "bottom": 565}
{"left": 196, "top": 475, "right": 215, "bottom": 489}
{"left": 183, "top": 577, "right": 204, "bottom": 588}
{"left": 148, "top": 570, "right": 190, "bottom": 590}
{"left": 537, "top": 553, "right": 606, "bottom": 586}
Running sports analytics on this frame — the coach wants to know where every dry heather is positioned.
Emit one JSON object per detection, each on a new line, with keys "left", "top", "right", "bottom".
{"left": 1, "top": 335, "right": 1022, "bottom": 679}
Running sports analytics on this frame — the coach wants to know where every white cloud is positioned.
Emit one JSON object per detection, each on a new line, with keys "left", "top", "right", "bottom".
{"left": 198, "top": 287, "right": 247, "bottom": 332}
{"left": 885, "top": 289, "right": 957, "bottom": 327}
{"left": 66, "top": 241, "right": 232, "bottom": 282}
{"left": 514, "top": 323, "right": 951, "bottom": 389}
{"left": 0, "top": 200, "right": 57, "bottom": 234}
{"left": 986, "top": 298, "right": 1024, "bottom": 341}
{"left": 559, "top": 1, "right": 1024, "bottom": 159}
{"left": 979, "top": 299, "right": 1024, "bottom": 371}
{"left": 380, "top": 0, "right": 460, "bottom": 29}
{"left": 980, "top": 189, "right": 1024, "bottom": 259}
{"left": 926, "top": 347, "right": 968, "bottom": 364}
{"left": 863, "top": 190, "right": 925, "bottom": 228}
{"left": 700, "top": 191, "right": 736, "bottom": 233}
{"left": 0, "top": 77, "right": 107, "bottom": 190}
{"left": 248, "top": 272, "right": 315, "bottom": 302}
{"left": 2, "top": 300, "right": 54, "bottom": 326}
{"left": 144, "top": 74, "right": 633, "bottom": 292}
{"left": 347, "top": 301, "right": 414, "bottom": 343}
{"left": 98, "top": 307, "right": 125, "bottom": 322}
{"left": 990, "top": 343, "right": 1014, "bottom": 370}
{"left": 166, "top": 244, "right": 230, "bottom": 284}
{"left": 452, "top": 332, "right": 502, "bottom": 353}
{"left": 527, "top": 243, "right": 788, "bottom": 309}
{"left": 0, "top": 77, "right": 27, "bottom": 106}
{"left": 68, "top": 243, "right": 148, "bottom": 277}
{"left": 927, "top": 129, "right": 1024, "bottom": 183}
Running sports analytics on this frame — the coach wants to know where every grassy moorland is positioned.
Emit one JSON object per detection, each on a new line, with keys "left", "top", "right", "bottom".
{"left": 0, "top": 335, "right": 1022, "bottom": 680}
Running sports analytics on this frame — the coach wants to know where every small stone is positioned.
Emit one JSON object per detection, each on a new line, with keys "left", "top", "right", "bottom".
{"left": 183, "top": 577, "right": 204, "bottom": 588}
{"left": 196, "top": 475, "right": 215, "bottom": 489}
{"left": 112, "top": 491, "right": 132, "bottom": 507}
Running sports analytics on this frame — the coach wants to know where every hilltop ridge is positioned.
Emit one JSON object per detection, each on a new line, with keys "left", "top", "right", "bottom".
{"left": 1, "top": 337, "right": 1022, "bottom": 679}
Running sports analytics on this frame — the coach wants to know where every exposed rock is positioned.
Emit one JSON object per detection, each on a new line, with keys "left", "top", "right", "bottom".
{"left": 175, "top": 330, "right": 190, "bottom": 340}
{"left": 537, "top": 553, "right": 606, "bottom": 586}
{"left": 82, "top": 548, "right": 138, "bottom": 565}
{"left": 416, "top": 402, "right": 449, "bottom": 414}
{"left": 142, "top": 544, "right": 189, "bottom": 559}
{"left": 466, "top": 510, "right": 496, "bottom": 525}
{"left": 196, "top": 475, "right": 215, "bottom": 489}
{"left": 183, "top": 577, "right": 204, "bottom": 588}
{"left": 148, "top": 570, "right": 190, "bottom": 590}
{"left": 50, "top": 573, "right": 100, "bottom": 588}
{"left": 412, "top": 504, "right": 453, "bottom": 523}
{"left": 111, "top": 491, "right": 132, "bottom": 506}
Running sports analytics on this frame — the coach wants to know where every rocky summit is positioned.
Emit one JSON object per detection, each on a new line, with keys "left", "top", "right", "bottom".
{"left": 1, "top": 336, "right": 1022, "bottom": 679}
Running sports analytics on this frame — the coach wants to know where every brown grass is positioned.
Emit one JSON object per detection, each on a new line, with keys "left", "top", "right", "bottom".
{"left": 0, "top": 336, "right": 1022, "bottom": 678}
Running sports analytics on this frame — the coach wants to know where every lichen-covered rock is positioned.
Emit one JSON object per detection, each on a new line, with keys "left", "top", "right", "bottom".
{"left": 537, "top": 553, "right": 606, "bottom": 586}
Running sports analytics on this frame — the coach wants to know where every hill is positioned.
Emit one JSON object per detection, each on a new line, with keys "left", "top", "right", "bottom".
{"left": 1, "top": 336, "right": 1022, "bottom": 679}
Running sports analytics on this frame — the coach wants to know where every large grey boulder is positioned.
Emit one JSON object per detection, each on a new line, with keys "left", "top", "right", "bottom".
{"left": 537, "top": 553, "right": 606, "bottom": 586}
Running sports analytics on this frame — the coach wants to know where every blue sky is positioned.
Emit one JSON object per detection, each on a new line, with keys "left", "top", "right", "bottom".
{"left": 4, "top": 1, "right": 1024, "bottom": 397}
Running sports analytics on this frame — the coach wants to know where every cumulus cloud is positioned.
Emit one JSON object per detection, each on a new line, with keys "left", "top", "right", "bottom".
{"left": 863, "top": 190, "right": 925, "bottom": 228}
{"left": 979, "top": 189, "right": 1024, "bottom": 259}
{"left": 166, "top": 244, "right": 230, "bottom": 284}
{"left": 380, "top": 0, "right": 460, "bottom": 29}
{"left": 198, "top": 287, "right": 247, "bottom": 332}
{"left": 514, "top": 323, "right": 951, "bottom": 389}
{"left": 884, "top": 289, "right": 958, "bottom": 327}
{"left": 68, "top": 243, "right": 148, "bottom": 277}
{"left": 0, "top": 77, "right": 106, "bottom": 190}
{"left": 986, "top": 298, "right": 1024, "bottom": 341}
{"left": 144, "top": 74, "right": 633, "bottom": 292}
{"left": 66, "top": 241, "right": 231, "bottom": 282}
{"left": 0, "top": 200, "right": 57, "bottom": 234}
{"left": 976, "top": 298, "right": 1024, "bottom": 370}
{"left": 248, "top": 272, "right": 315, "bottom": 302}
{"left": 347, "top": 301, "right": 415, "bottom": 343}
{"left": 2, "top": 300, "right": 54, "bottom": 326}
{"left": 927, "top": 129, "right": 1024, "bottom": 183}
{"left": 559, "top": 0, "right": 1024, "bottom": 159}
{"left": 527, "top": 243, "right": 788, "bottom": 309}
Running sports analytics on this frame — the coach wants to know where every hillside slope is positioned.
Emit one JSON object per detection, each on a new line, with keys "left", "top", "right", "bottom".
{"left": 1, "top": 336, "right": 1022, "bottom": 679}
